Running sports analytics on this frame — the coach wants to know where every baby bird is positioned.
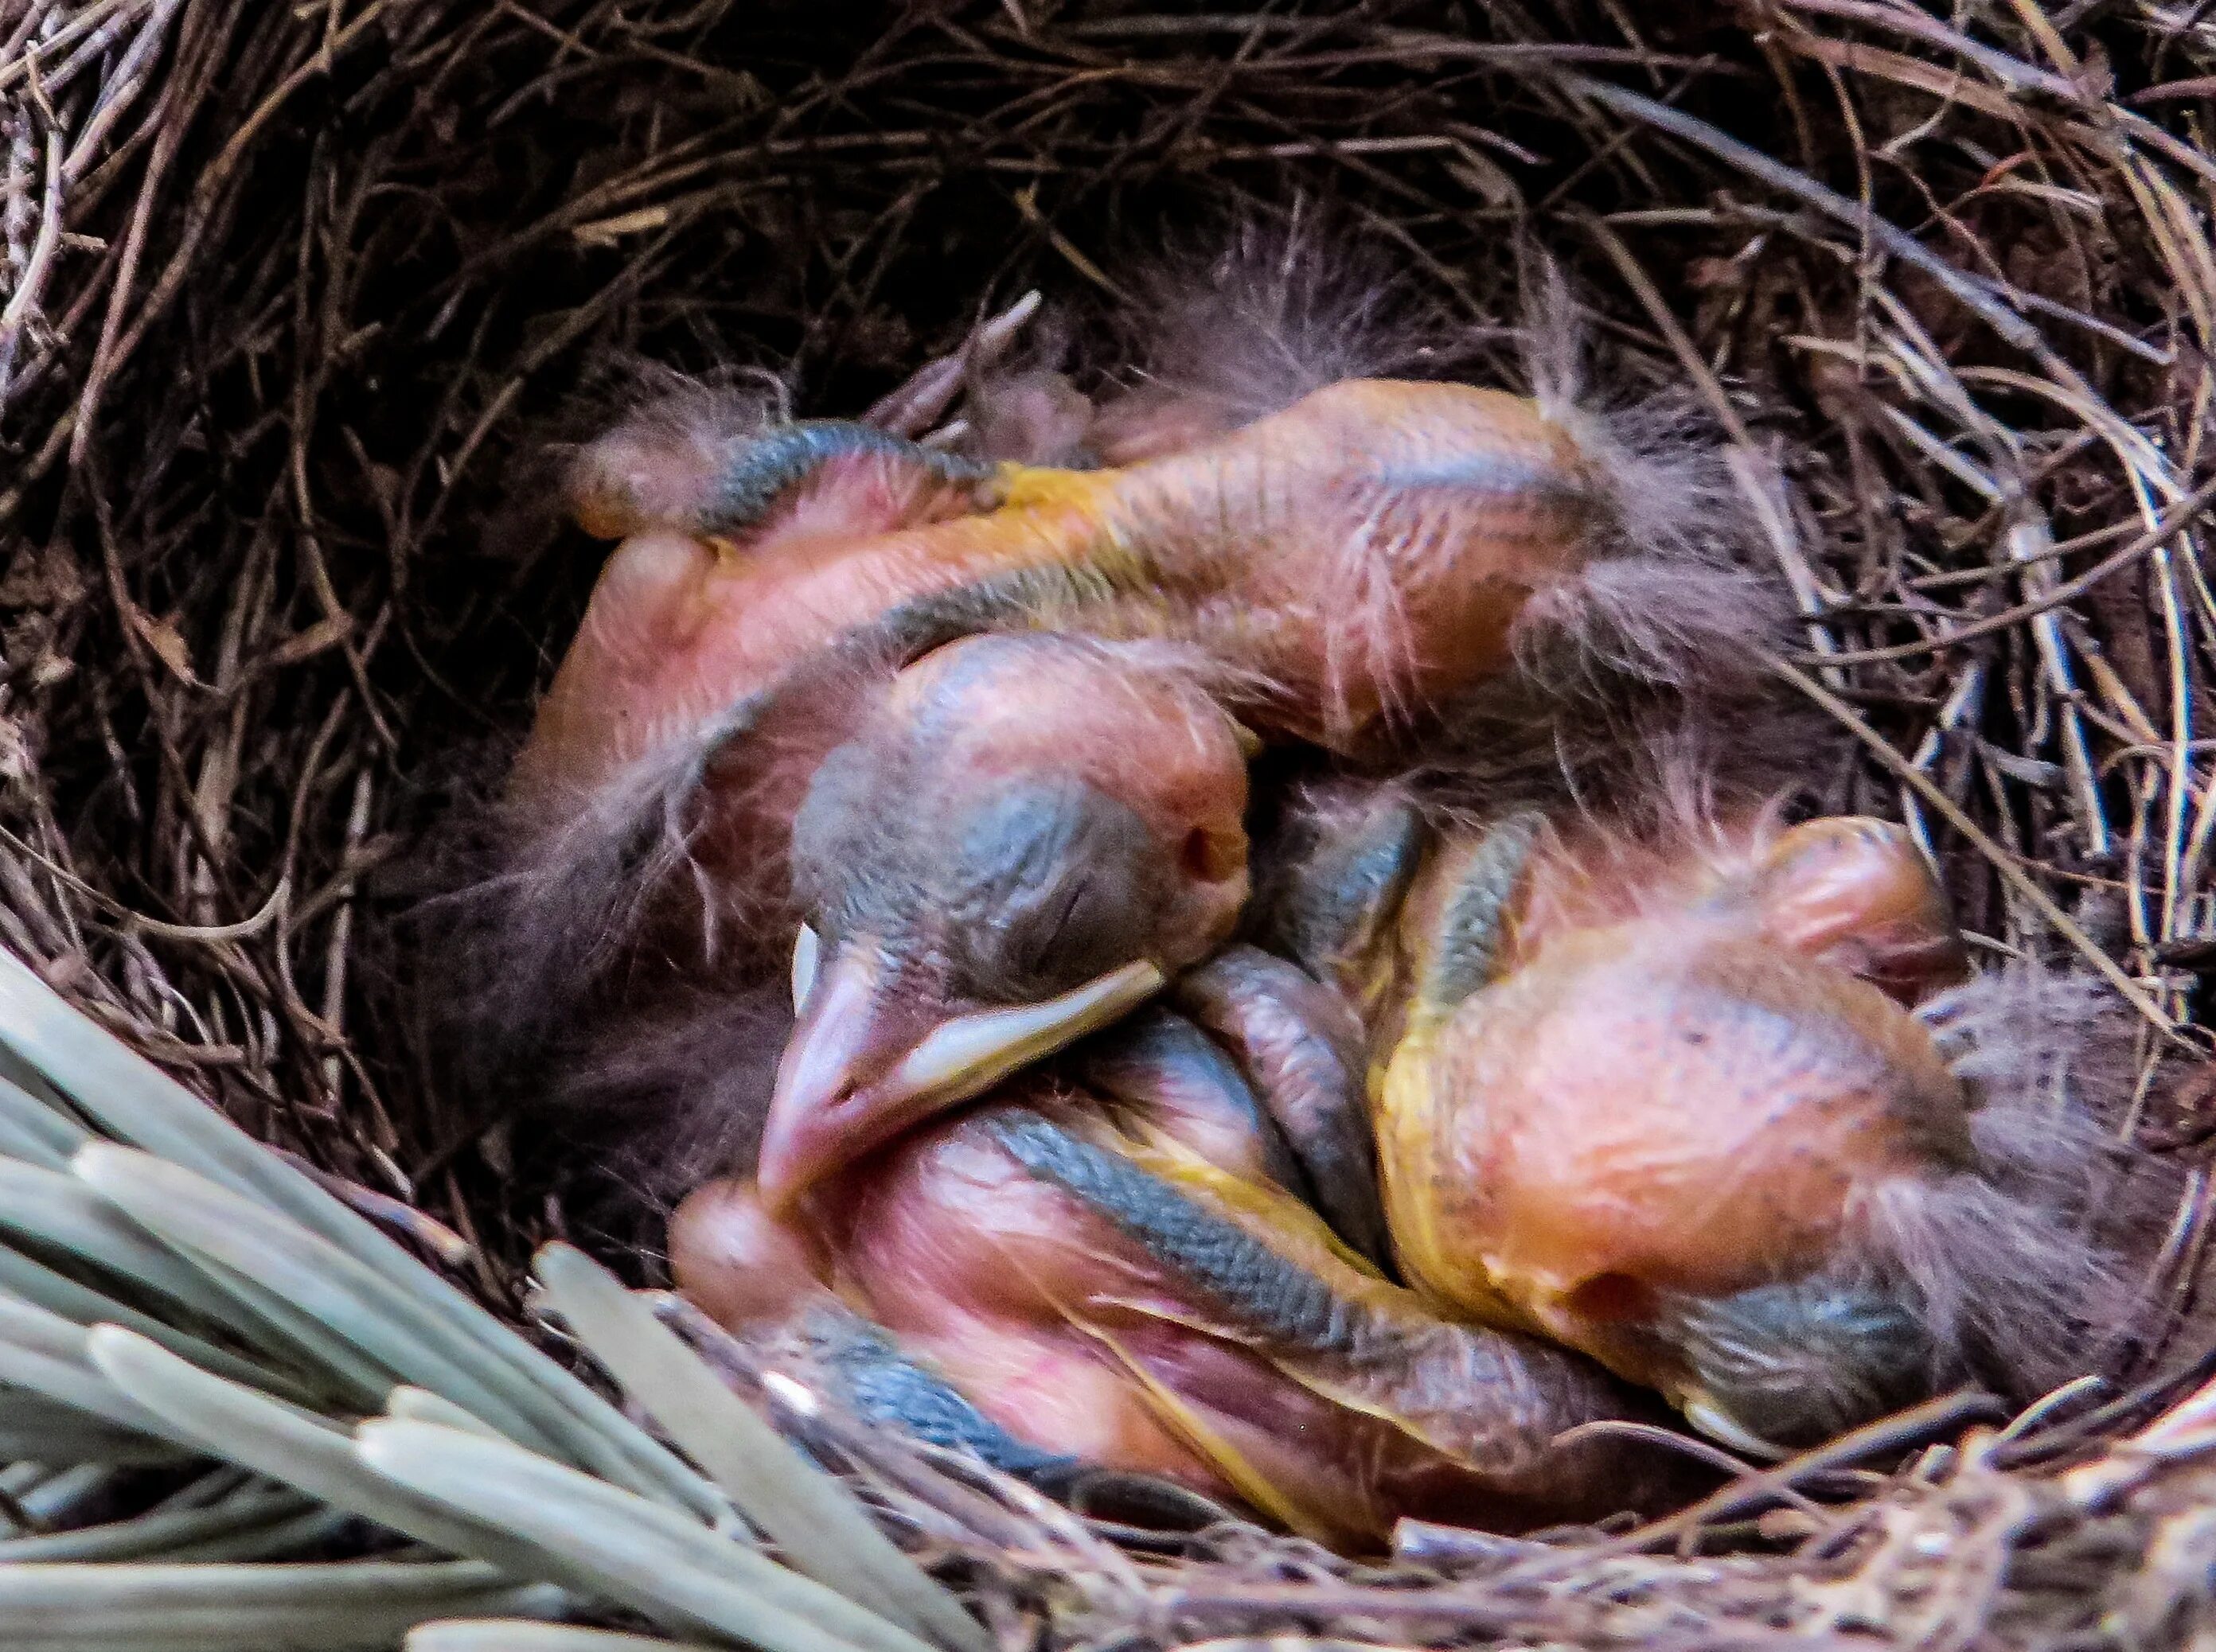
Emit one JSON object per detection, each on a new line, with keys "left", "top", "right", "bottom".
{"left": 762, "top": 632, "right": 1252, "bottom": 1206}
{"left": 755, "top": 645, "right": 2175, "bottom": 1468}
{"left": 763, "top": 629, "right": 1393, "bottom": 1269}
{"left": 1269, "top": 785, "right": 2174, "bottom": 1454}
{"left": 672, "top": 1015, "right": 1691, "bottom": 1549}
{"left": 507, "top": 360, "right": 1761, "bottom": 949}
{"left": 478, "top": 280, "right": 1771, "bottom": 1128}
{"left": 525, "top": 376, "right": 1614, "bottom": 789}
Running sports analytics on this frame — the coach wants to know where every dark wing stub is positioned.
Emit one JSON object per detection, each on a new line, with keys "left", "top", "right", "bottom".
{"left": 796, "top": 1302, "right": 1083, "bottom": 1483}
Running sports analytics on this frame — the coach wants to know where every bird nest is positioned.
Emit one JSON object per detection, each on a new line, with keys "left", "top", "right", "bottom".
{"left": 6, "top": 0, "right": 2216, "bottom": 1646}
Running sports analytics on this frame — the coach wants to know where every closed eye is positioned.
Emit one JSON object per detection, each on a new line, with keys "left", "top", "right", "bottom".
{"left": 1007, "top": 874, "right": 1090, "bottom": 985}
{"left": 950, "top": 780, "right": 1157, "bottom": 996}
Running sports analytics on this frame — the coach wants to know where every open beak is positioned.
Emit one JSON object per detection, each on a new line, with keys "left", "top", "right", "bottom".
{"left": 756, "top": 935, "right": 1166, "bottom": 1211}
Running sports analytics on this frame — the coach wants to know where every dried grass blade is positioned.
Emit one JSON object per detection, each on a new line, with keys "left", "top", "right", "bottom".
{"left": 0, "top": 951, "right": 716, "bottom": 1519}
{"left": 0, "top": 1301, "right": 199, "bottom": 1450}
{"left": 387, "top": 1385, "right": 515, "bottom": 1440}
{"left": 1556, "top": 72, "right": 2042, "bottom": 353}
{"left": 77, "top": 1144, "right": 554, "bottom": 1443}
{"left": 0, "top": 1156, "right": 246, "bottom": 1324}
{"left": 158, "top": 1504, "right": 361, "bottom": 1563}
{"left": 0, "top": 1486, "right": 313, "bottom": 1561}
{"left": 0, "top": 1557, "right": 564, "bottom": 1650}
{"left": 0, "top": 1389, "right": 191, "bottom": 1466}
{"left": 357, "top": 1418, "right": 935, "bottom": 1652}
{"left": 0, "top": 1073, "right": 91, "bottom": 1167}
{"left": 166, "top": 1260, "right": 407, "bottom": 1409}
{"left": 411, "top": 1626, "right": 700, "bottom": 1651}
{"left": 0, "top": 1043, "right": 71, "bottom": 1116}
{"left": 0, "top": 950, "right": 320, "bottom": 1206}
{"left": 535, "top": 1243, "right": 986, "bottom": 1652}
{"left": 0, "top": 1242, "right": 306, "bottom": 1397}
{"left": 86, "top": 1326, "right": 558, "bottom": 1581}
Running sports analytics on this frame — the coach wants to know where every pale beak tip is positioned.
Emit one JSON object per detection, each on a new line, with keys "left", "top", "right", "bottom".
{"left": 1681, "top": 1396, "right": 1791, "bottom": 1462}
{"left": 790, "top": 923, "right": 821, "bottom": 1015}
{"left": 757, "top": 953, "right": 1168, "bottom": 1204}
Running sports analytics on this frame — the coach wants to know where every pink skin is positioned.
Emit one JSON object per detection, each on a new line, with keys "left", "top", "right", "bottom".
{"left": 1380, "top": 812, "right": 1980, "bottom": 1402}
{"left": 823, "top": 1121, "right": 1475, "bottom": 1547}
{"left": 665, "top": 1178, "right": 833, "bottom": 1331}
{"left": 520, "top": 380, "right": 1602, "bottom": 813}
{"left": 674, "top": 1092, "right": 1670, "bottom": 1550}
{"left": 755, "top": 633, "right": 1251, "bottom": 1211}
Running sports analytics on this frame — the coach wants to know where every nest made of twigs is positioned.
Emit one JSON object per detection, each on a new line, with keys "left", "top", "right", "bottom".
{"left": 7, "top": 0, "right": 2216, "bottom": 1646}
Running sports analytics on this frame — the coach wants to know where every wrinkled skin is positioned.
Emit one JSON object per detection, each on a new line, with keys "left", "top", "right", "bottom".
{"left": 1314, "top": 804, "right": 2011, "bottom": 1451}
{"left": 509, "top": 381, "right": 1607, "bottom": 980}
{"left": 523, "top": 381, "right": 1600, "bottom": 808}
{"left": 673, "top": 797, "right": 2009, "bottom": 1544}
{"left": 673, "top": 1044, "right": 1691, "bottom": 1550}
{"left": 500, "top": 384, "right": 1617, "bottom": 1163}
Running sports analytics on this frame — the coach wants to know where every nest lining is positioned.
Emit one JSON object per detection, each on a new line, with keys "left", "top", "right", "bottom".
{"left": 4, "top": 0, "right": 2216, "bottom": 1646}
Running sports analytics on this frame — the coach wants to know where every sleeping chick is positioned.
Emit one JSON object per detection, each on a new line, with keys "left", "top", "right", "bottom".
{"left": 1268, "top": 784, "right": 2180, "bottom": 1454}
{"left": 759, "top": 632, "right": 1252, "bottom": 1205}
{"left": 474, "top": 255, "right": 1774, "bottom": 1146}
{"left": 501, "top": 333, "right": 1767, "bottom": 1007}
{"left": 672, "top": 1015, "right": 1695, "bottom": 1550}
{"left": 523, "top": 368, "right": 1759, "bottom": 801}
{"left": 762, "top": 631, "right": 1394, "bottom": 1277}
